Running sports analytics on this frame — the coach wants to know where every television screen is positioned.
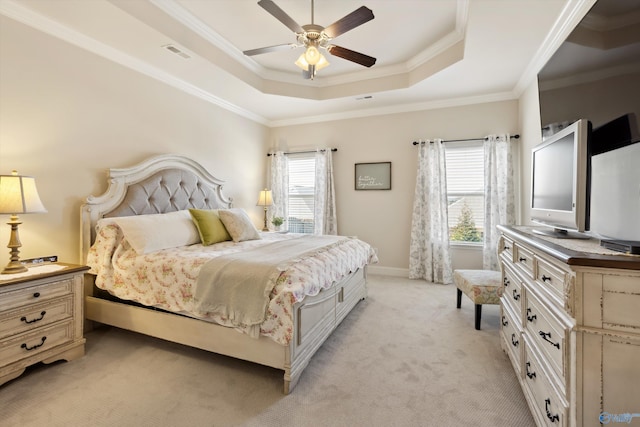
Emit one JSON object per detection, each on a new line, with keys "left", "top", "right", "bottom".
{"left": 530, "top": 119, "right": 590, "bottom": 238}
{"left": 532, "top": 134, "right": 574, "bottom": 211}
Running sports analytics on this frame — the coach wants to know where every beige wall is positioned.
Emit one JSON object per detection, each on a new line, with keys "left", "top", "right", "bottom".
{"left": 0, "top": 16, "right": 523, "bottom": 275}
{"left": 517, "top": 79, "right": 544, "bottom": 226}
{"left": 269, "top": 101, "right": 519, "bottom": 273}
{"left": 0, "top": 17, "right": 268, "bottom": 268}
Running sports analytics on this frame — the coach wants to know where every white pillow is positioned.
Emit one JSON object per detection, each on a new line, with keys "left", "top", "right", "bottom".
{"left": 98, "top": 210, "right": 200, "bottom": 254}
{"left": 218, "top": 208, "right": 261, "bottom": 242}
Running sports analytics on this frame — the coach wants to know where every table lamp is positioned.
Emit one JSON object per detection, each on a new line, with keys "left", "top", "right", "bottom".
{"left": 0, "top": 170, "right": 47, "bottom": 274}
{"left": 256, "top": 189, "right": 273, "bottom": 231}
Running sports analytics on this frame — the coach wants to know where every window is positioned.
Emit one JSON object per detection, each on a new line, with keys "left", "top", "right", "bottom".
{"left": 287, "top": 153, "right": 315, "bottom": 234}
{"left": 445, "top": 143, "right": 484, "bottom": 243}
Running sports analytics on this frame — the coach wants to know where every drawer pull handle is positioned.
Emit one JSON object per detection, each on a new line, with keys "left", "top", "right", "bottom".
{"left": 539, "top": 331, "right": 560, "bottom": 349}
{"left": 511, "top": 333, "right": 519, "bottom": 347}
{"left": 526, "top": 362, "right": 536, "bottom": 379}
{"left": 20, "top": 311, "right": 46, "bottom": 324}
{"left": 503, "top": 245, "right": 511, "bottom": 251}
{"left": 33, "top": 292, "right": 41, "bottom": 298}
{"left": 526, "top": 308, "right": 537, "bottom": 322}
{"left": 541, "top": 275, "right": 551, "bottom": 283}
{"left": 545, "top": 398, "right": 560, "bottom": 423}
{"left": 21, "top": 336, "right": 47, "bottom": 351}
{"left": 512, "top": 289, "right": 520, "bottom": 301}
{"left": 501, "top": 316, "right": 508, "bottom": 327}
{"left": 519, "top": 257, "right": 527, "bottom": 262}
{"left": 503, "top": 277, "right": 510, "bottom": 287}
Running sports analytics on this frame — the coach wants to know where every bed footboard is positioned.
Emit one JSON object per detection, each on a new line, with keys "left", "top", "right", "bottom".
{"left": 286, "top": 267, "right": 367, "bottom": 393}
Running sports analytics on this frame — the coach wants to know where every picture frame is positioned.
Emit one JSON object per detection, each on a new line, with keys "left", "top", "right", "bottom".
{"left": 355, "top": 162, "right": 391, "bottom": 190}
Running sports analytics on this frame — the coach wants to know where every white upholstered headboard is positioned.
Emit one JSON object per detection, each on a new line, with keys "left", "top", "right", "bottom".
{"left": 80, "top": 154, "right": 232, "bottom": 263}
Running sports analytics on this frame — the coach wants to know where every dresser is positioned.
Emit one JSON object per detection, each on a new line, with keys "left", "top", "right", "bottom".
{"left": 497, "top": 225, "right": 640, "bottom": 427}
{"left": 0, "top": 263, "right": 89, "bottom": 386}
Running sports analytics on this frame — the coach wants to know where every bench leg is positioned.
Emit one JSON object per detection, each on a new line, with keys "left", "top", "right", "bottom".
{"left": 456, "top": 289, "right": 462, "bottom": 308}
{"left": 475, "top": 304, "right": 482, "bottom": 330}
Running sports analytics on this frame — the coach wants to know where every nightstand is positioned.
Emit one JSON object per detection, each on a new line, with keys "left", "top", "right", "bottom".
{"left": 0, "top": 263, "right": 89, "bottom": 386}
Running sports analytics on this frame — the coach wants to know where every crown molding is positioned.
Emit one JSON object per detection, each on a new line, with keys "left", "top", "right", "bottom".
{"left": 514, "top": 0, "right": 596, "bottom": 97}
{"left": 267, "top": 91, "right": 517, "bottom": 128}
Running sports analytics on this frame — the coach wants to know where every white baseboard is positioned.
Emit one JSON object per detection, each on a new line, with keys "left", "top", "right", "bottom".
{"left": 368, "top": 265, "right": 409, "bottom": 277}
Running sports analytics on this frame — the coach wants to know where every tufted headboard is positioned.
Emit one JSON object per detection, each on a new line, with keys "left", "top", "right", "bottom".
{"left": 80, "top": 154, "right": 232, "bottom": 263}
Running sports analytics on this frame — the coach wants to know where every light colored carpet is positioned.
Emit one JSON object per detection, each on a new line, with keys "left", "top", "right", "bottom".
{"left": 0, "top": 275, "right": 534, "bottom": 427}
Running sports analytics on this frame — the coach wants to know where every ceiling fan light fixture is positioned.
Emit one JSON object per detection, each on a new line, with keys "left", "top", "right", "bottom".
{"left": 304, "top": 45, "right": 320, "bottom": 65}
{"left": 295, "top": 51, "right": 329, "bottom": 72}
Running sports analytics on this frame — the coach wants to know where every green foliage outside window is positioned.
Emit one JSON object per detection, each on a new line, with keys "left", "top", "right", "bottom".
{"left": 450, "top": 202, "right": 483, "bottom": 242}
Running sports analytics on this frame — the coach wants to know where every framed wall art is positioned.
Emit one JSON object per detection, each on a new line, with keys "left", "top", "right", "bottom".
{"left": 355, "top": 162, "right": 391, "bottom": 190}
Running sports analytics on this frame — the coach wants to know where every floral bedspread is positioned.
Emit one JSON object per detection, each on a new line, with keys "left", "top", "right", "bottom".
{"left": 87, "top": 224, "right": 377, "bottom": 345}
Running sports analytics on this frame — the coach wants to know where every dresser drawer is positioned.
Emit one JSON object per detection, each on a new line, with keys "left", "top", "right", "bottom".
{"left": 503, "top": 264, "right": 523, "bottom": 318}
{"left": 0, "top": 278, "right": 73, "bottom": 312}
{"left": 514, "top": 244, "right": 534, "bottom": 279}
{"left": 523, "top": 336, "right": 568, "bottom": 427}
{"left": 535, "top": 257, "right": 568, "bottom": 306}
{"left": 0, "top": 295, "right": 73, "bottom": 340}
{"left": 500, "top": 303, "right": 522, "bottom": 373}
{"left": 0, "top": 320, "right": 74, "bottom": 367}
{"left": 525, "top": 290, "right": 568, "bottom": 383}
{"left": 500, "top": 235, "right": 514, "bottom": 260}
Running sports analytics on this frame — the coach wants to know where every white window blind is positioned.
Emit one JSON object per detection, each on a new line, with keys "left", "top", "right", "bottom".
{"left": 287, "top": 153, "right": 315, "bottom": 233}
{"left": 445, "top": 143, "right": 485, "bottom": 243}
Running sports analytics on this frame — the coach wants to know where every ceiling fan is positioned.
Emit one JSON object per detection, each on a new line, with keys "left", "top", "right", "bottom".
{"left": 243, "top": 0, "right": 376, "bottom": 80}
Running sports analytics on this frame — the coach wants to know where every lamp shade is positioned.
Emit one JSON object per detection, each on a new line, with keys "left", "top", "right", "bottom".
{"left": 0, "top": 171, "right": 47, "bottom": 214}
{"left": 256, "top": 189, "right": 273, "bottom": 207}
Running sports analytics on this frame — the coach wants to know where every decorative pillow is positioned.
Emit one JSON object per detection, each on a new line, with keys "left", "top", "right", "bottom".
{"left": 98, "top": 210, "right": 200, "bottom": 254}
{"left": 188, "top": 209, "right": 231, "bottom": 246}
{"left": 218, "top": 208, "right": 261, "bottom": 242}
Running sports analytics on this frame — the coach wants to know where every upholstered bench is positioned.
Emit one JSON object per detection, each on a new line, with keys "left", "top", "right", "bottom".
{"left": 454, "top": 269, "right": 503, "bottom": 330}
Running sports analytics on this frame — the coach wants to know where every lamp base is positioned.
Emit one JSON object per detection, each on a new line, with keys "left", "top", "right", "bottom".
{"left": 262, "top": 207, "right": 269, "bottom": 232}
{"left": 2, "top": 261, "right": 27, "bottom": 274}
{"left": 3, "top": 216, "right": 28, "bottom": 274}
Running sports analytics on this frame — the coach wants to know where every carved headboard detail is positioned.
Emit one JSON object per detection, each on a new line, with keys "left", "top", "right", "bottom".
{"left": 80, "top": 154, "right": 232, "bottom": 263}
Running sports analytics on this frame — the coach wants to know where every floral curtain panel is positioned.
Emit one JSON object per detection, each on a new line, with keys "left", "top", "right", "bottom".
{"left": 314, "top": 148, "right": 338, "bottom": 235}
{"left": 483, "top": 134, "right": 515, "bottom": 270}
{"left": 269, "top": 152, "right": 289, "bottom": 228}
{"left": 409, "top": 140, "right": 452, "bottom": 284}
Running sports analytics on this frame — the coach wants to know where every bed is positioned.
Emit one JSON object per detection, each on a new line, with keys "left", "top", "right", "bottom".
{"left": 80, "top": 154, "right": 376, "bottom": 393}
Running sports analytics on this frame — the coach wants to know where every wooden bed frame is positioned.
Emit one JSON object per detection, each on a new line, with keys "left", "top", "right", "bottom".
{"left": 80, "top": 154, "right": 368, "bottom": 393}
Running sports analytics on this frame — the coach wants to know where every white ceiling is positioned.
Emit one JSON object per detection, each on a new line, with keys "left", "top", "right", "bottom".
{"left": 1, "top": 0, "right": 597, "bottom": 126}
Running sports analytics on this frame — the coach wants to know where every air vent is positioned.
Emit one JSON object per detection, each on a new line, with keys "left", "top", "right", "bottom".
{"left": 355, "top": 95, "right": 373, "bottom": 100}
{"left": 163, "top": 44, "right": 191, "bottom": 59}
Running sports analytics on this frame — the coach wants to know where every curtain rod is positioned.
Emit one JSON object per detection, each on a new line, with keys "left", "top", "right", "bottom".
{"left": 412, "top": 134, "right": 520, "bottom": 145}
{"left": 267, "top": 148, "right": 337, "bottom": 156}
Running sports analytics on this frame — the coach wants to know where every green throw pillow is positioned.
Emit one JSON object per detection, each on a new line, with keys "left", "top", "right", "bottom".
{"left": 188, "top": 209, "right": 231, "bottom": 245}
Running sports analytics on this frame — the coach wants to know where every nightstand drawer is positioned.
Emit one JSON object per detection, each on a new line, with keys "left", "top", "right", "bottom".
{"left": 0, "top": 295, "right": 73, "bottom": 340}
{"left": 0, "top": 320, "right": 74, "bottom": 367}
{"left": 1, "top": 278, "right": 73, "bottom": 312}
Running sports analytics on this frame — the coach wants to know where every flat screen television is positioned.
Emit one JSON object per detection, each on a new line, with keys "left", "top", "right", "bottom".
{"left": 530, "top": 119, "right": 591, "bottom": 239}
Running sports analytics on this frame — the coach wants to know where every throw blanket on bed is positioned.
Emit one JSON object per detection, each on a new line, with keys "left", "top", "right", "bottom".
{"left": 193, "top": 235, "right": 346, "bottom": 337}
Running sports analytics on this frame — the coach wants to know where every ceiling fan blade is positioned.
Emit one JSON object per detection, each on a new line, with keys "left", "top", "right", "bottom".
{"left": 323, "top": 6, "right": 374, "bottom": 39}
{"left": 243, "top": 44, "right": 297, "bottom": 56}
{"left": 258, "top": 0, "right": 304, "bottom": 34}
{"left": 327, "top": 45, "right": 376, "bottom": 68}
